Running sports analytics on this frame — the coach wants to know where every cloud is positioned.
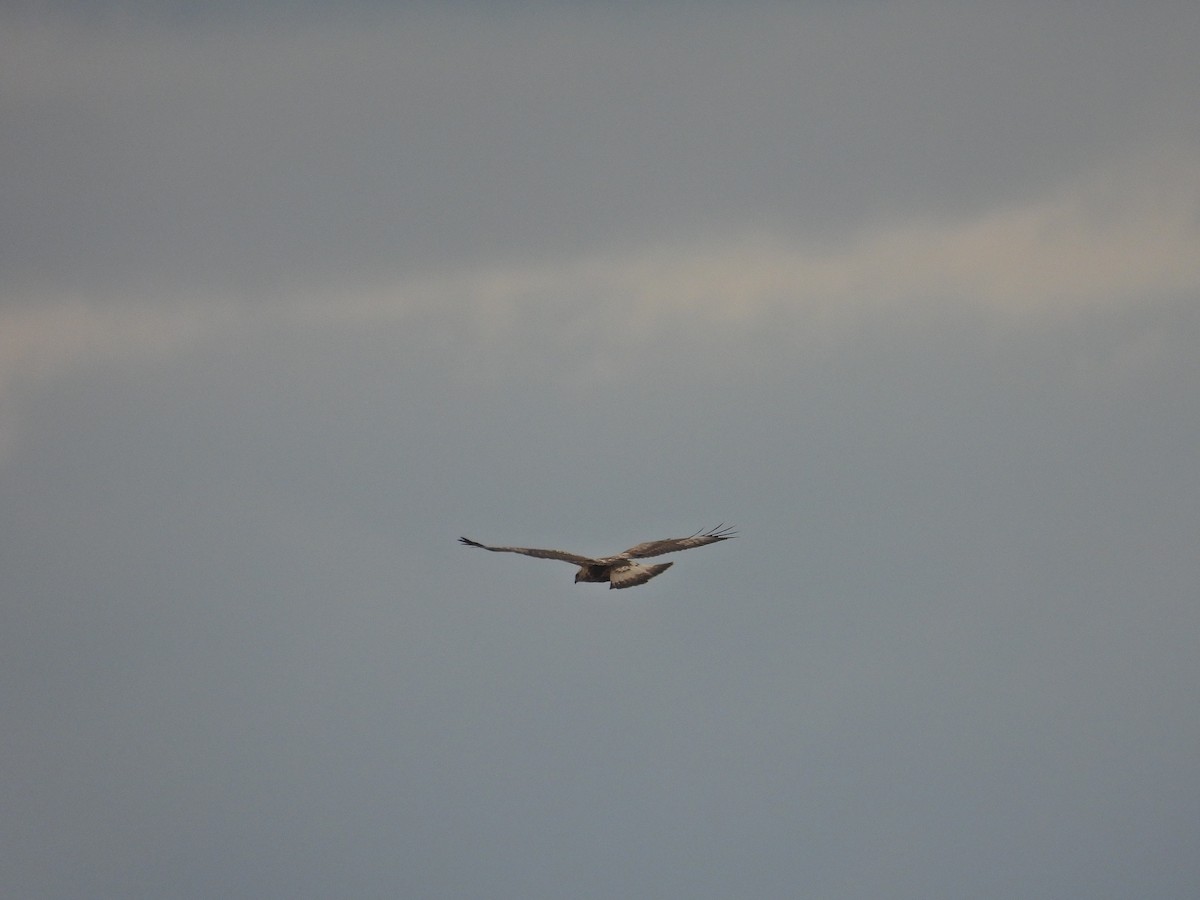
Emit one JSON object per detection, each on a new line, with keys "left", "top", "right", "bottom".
{"left": 342, "top": 146, "right": 1200, "bottom": 385}
{"left": 3, "top": 148, "right": 1198, "bottom": 397}
{"left": 0, "top": 300, "right": 217, "bottom": 460}
{"left": 7, "top": 3, "right": 1198, "bottom": 304}
{"left": 873, "top": 148, "right": 1200, "bottom": 315}
{"left": 430, "top": 146, "right": 1200, "bottom": 324}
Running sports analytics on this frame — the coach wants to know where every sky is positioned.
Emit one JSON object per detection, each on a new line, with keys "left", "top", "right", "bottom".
{"left": 2, "top": 2, "right": 1199, "bottom": 897}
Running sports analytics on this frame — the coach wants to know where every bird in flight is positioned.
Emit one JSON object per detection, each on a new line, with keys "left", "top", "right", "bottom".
{"left": 458, "top": 525, "right": 736, "bottom": 589}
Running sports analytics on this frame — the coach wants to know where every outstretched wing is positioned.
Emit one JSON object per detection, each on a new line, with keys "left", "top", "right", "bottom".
{"left": 458, "top": 537, "right": 597, "bottom": 567}
{"left": 620, "top": 524, "right": 737, "bottom": 559}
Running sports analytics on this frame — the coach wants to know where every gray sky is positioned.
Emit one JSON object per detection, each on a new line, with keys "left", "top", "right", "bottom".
{"left": 3, "top": 2, "right": 1199, "bottom": 897}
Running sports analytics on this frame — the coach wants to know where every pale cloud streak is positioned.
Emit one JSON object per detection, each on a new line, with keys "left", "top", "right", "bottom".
{"left": 356, "top": 147, "right": 1200, "bottom": 380}
{"left": 3, "top": 147, "right": 1198, "bottom": 412}
{"left": 303, "top": 149, "right": 1200, "bottom": 343}
{"left": 629, "top": 148, "right": 1200, "bottom": 321}
{"left": 0, "top": 301, "right": 220, "bottom": 460}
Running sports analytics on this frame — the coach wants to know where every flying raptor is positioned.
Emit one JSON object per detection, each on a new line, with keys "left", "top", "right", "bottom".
{"left": 458, "top": 525, "right": 736, "bottom": 589}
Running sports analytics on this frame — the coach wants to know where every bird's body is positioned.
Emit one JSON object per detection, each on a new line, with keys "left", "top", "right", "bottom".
{"left": 458, "top": 525, "right": 735, "bottom": 589}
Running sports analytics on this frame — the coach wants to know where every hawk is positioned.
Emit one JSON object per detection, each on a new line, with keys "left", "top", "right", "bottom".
{"left": 458, "top": 525, "right": 736, "bottom": 589}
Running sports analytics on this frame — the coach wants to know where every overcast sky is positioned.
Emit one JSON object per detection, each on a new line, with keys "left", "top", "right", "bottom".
{"left": 3, "top": 2, "right": 1199, "bottom": 898}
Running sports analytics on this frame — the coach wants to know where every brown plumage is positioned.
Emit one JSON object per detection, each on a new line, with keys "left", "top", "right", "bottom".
{"left": 458, "top": 525, "right": 736, "bottom": 590}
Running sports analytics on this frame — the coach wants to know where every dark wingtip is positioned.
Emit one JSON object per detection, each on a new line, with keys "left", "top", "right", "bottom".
{"left": 459, "top": 536, "right": 483, "bottom": 548}
{"left": 705, "top": 524, "right": 738, "bottom": 540}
